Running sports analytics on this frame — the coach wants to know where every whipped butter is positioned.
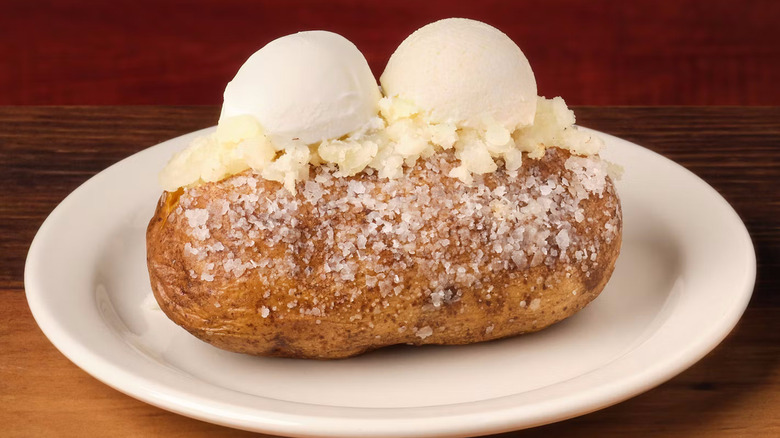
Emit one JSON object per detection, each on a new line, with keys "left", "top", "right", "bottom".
{"left": 159, "top": 19, "right": 604, "bottom": 193}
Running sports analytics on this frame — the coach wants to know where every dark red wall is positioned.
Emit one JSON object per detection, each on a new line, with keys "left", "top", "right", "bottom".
{"left": 2, "top": 0, "right": 777, "bottom": 105}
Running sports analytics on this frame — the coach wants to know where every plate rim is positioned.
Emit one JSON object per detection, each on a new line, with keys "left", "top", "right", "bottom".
{"left": 24, "top": 127, "right": 756, "bottom": 437}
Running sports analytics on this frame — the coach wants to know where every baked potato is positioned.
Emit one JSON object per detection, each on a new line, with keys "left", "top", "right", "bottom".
{"left": 146, "top": 147, "right": 621, "bottom": 359}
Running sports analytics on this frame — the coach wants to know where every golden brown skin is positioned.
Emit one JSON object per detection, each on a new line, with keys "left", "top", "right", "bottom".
{"left": 147, "top": 148, "right": 622, "bottom": 359}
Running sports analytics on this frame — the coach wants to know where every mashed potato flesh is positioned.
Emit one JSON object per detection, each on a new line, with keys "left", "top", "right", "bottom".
{"left": 159, "top": 96, "right": 604, "bottom": 193}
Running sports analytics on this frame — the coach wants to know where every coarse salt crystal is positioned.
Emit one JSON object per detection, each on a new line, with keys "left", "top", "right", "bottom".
{"left": 416, "top": 326, "right": 433, "bottom": 339}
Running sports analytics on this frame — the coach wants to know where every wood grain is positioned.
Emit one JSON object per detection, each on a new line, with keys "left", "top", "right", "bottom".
{"left": 1, "top": 0, "right": 779, "bottom": 106}
{"left": 1, "top": 106, "right": 778, "bottom": 437}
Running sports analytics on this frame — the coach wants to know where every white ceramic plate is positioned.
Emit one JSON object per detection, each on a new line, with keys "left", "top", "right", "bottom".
{"left": 25, "top": 128, "right": 755, "bottom": 437}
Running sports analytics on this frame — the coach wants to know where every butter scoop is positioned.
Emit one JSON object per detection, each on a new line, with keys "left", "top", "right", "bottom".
{"left": 380, "top": 18, "right": 537, "bottom": 131}
{"left": 221, "top": 30, "right": 381, "bottom": 146}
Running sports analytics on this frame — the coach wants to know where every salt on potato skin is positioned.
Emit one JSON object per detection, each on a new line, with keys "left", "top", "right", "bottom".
{"left": 147, "top": 148, "right": 622, "bottom": 359}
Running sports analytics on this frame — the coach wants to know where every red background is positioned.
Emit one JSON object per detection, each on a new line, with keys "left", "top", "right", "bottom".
{"left": 2, "top": 0, "right": 778, "bottom": 106}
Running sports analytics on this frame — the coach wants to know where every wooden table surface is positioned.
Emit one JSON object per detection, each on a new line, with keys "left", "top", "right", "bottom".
{"left": 1, "top": 106, "right": 777, "bottom": 437}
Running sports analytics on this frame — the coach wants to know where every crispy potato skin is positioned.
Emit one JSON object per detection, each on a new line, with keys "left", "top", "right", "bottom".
{"left": 147, "top": 150, "right": 622, "bottom": 359}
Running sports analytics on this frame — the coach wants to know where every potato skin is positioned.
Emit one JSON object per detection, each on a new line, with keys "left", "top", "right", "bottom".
{"left": 147, "top": 148, "right": 622, "bottom": 359}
